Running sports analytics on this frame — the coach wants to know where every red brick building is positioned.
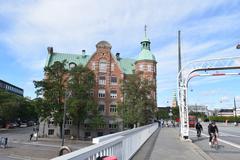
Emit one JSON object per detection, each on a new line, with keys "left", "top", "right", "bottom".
{"left": 40, "top": 32, "right": 157, "bottom": 139}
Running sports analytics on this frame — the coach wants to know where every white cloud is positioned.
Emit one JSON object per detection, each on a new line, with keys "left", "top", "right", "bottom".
{"left": 1, "top": 0, "right": 239, "bottom": 101}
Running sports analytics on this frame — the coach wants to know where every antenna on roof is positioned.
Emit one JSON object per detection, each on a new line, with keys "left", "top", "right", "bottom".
{"left": 144, "top": 24, "right": 147, "bottom": 37}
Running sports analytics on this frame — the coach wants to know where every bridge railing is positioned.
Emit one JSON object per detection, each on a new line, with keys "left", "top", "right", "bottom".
{"left": 51, "top": 123, "right": 158, "bottom": 160}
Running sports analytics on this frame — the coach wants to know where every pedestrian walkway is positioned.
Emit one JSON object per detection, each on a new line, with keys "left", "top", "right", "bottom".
{"left": 132, "top": 127, "right": 213, "bottom": 160}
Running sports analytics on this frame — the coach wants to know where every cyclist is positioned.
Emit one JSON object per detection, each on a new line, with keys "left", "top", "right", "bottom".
{"left": 195, "top": 121, "right": 203, "bottom": 137}
{"left": 208, "top": 121, "right": 218, "bottom": 146}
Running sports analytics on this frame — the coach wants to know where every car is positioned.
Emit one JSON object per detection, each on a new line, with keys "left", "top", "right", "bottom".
{"left": 6, "top": 123, "right": 14, "bottom": 129}
{"left": 20, "top": 123, "right": 27, "bottom": 128}
{"left": 27, "top": 121, "right": 34, "bottom": 126}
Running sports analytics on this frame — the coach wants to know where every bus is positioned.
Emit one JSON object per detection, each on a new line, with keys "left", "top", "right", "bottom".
{"left": 189, "top": 115, "right": 196, "bottom": 128}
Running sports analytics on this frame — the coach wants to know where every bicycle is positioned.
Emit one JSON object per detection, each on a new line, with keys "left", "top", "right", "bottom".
{"left": 197, "top": 129, "right": 201, "bottom": 139}
{"left": 210, "top": 133, "right": 218, "bottom": 149}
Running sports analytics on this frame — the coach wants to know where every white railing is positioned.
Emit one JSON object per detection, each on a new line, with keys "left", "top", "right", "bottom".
{"left": 51, "top": 123, "right": 158, "bottom": 160}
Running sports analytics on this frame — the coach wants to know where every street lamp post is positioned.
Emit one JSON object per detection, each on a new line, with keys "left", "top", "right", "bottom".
{"left": 233, "top": 97, "right": 238, "bottom": 126}
{"left": 61, "top": 91, "right": 71, "bottom": 146}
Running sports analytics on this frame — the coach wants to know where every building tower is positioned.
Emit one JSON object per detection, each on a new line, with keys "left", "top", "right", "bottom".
{"left": 135, "top": 25, "right": 157, "bottom": 105}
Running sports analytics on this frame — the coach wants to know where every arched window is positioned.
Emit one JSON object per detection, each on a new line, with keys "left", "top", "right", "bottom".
{"left": 99, "top": 59, "right": 107, "bottom": 73}
{"left": 69, "top": 62, "right": 77, "bottom": 69}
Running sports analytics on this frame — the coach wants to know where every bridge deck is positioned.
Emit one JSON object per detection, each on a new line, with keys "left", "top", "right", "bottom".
{"left": 132, "top": 127, "right": 212, "bottom": 160}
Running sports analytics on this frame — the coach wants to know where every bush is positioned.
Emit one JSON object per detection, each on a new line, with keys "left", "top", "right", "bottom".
{"left": 209, "top": 116, "right": 240, "bottom": 123}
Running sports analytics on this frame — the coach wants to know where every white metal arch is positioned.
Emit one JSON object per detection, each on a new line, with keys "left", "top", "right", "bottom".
{"left": 178, "top": 56, "right": 240, "bottom": 139}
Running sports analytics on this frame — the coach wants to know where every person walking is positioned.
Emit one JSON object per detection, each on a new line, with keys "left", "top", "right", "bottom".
{"left": 29, "top": 133, "right": 33, "bottom": 141}
{"left": 195, "top": 121, "right": 203, "bottom": 137}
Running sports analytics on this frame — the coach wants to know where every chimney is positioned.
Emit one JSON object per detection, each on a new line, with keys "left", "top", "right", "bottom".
{"left": 116, "top": 53, "right": 120, "bottom": 60}
{"left": 82, "top": 49, "right": 86, "bottom": 57}
{"left": 47, "top": 47, "right": 53, "bottom": 54}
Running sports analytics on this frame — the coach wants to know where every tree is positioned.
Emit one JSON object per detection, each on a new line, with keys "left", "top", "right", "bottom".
{"left": 156, "top": 108, "right": 169, "bottom": 120}
{"left": 33, "top": 60, "right": 68, "bottom": 137}
{"left": 172, "top": 107, "right": 179, "bottom": 120}
{"left": 118, "top": 73, "right": 156, "bottom": 128}
{"left": 0, "top": 90, "right": 19, "bottom": 123}
{"left": 0, "top": 90, "right": 38, "bottom": 126}
{"left": 67, "top": 65, "right": 100, "bottom": 139}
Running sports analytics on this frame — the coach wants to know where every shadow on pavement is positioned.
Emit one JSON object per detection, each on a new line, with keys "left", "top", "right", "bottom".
{"left": 191, "top": 137, "right": 208, "bottom": 143}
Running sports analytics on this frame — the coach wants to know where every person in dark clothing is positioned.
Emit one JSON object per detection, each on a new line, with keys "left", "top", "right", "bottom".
{"left": 195, "top": 122, "right": 203, "bottom": 137}
{"left": 30, "top": 133, "right": 33, "bottom": 141}
{"left": 208, "top": 121, "right": 218, "bottom": 145}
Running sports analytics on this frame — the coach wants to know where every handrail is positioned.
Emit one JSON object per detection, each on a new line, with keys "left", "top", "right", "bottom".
{"left": 51, "top": 123, "right": 158, "bottom": 160}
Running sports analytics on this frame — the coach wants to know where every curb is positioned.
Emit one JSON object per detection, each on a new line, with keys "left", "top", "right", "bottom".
{"left": 189, "top": 141, "right": 213, "bottom": 160}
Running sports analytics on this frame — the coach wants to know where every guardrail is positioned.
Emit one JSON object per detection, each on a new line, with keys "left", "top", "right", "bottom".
{"left": 51, "top": 123, "right": 158, "bottom": 160}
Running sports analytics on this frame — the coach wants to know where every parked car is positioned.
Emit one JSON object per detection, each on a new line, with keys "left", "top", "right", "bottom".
{"left": 27, "top": 121, "right": 35, "bottom": 126}
{"left": 20, "top": 123, "right": 27, "bottom": 128}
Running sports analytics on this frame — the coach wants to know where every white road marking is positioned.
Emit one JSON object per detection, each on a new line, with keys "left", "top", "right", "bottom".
{"left": 11, "top": 141, "right": 60, "bottom": 148}
{"left": 190, "top": 130, "right": 240, "bottom": 149}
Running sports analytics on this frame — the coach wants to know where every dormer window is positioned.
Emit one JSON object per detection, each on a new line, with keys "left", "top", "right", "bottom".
{"left": 69, "top": 62, "right": 77, "bottom": 69}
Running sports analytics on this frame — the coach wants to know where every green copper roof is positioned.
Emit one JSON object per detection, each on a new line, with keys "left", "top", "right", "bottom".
{"left": 115, "top": 56, "right": 135, "bottom": 74}
{"left": 46, "top": 51, "right": 136, "bottom": 74}
{"left": 136, "top": 49, "right": 156, "bottom": 61}
{"left": 46, "top": 52, "right": 90, "bottom": 69}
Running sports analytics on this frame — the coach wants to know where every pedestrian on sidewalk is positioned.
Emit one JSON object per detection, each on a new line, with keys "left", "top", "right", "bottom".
{"left": 30, "top": 133, "right": 33, "bottom": 141}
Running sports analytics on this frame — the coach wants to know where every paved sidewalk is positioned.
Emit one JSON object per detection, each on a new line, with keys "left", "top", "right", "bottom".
{"left": 150, "top": 127, "right": 213, "bottom": 160}
{"left": 133, "top": 127, "right": 213, "bottom": 160}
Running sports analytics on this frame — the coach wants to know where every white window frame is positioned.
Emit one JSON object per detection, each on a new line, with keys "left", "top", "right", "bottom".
{"left": 110, "top": 90, "right": 117, "bottom": 99}
{"left": 110, "top": 104, "right": 117, "bottom": 113}
{"left": 99, "top": 59, "right": 107, "bottom": 73}
{"left": 99, "top": 76, "right": 106, "bottom": 85}
{"left": 98, "top": 89, "right": 105, "bottom": 98}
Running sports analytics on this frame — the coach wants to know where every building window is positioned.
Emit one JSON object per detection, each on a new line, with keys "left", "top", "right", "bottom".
{"left": 84, "top": 124, "right": 90, "bottom": 128}
{"left": 111, "top": 64, "right": 114, "bottom": 71}
{"left": 99, "top": 59, "right": 107, "bottom": 73}
{"left": 98, "top": 89, "right": 105, "bottom": 98}
{"left": 92, "top": 62, "right": 96, "bottom": 70}
{"left": 110, "top": 90, "right": 117, "bottom": 99}
{"left": 111, "top": 76, "right": 117, "bottom": 84}
{"left": 64, "top": 129, "right": 70, "bottom": 135}
{"left": 109, "top": 124, "right": 117, "bottom": 129}
{"left": 69, "top": 62, "right": 76, "bottom": 69}
{"left": 97, "top": 132, "right": 103, "bottom": 137}
{"left": 65, "top": 119, "right": 72, "bottom": 125}
{"left": 110, "top": 105, "right": 117, "bottom": 113}
{"left": 85, "top": 132, "right": 91, "bottom": 138}
{"left": 98, "top": 104, "right": 105, "bottom": 112}
{"left": 89, "top": 89, "right": 94, "bottom": 96}
{"left": 139, "top": 64, "right": 144, "bottom": 71}
{"left": 148, "top": 65, "right": 152, "bottom": 72}
{"left": 48, "top": 129, "right": 54, "bottom": 135}
{"left": 99, "top": 76, "right": 106, "bottom": 85}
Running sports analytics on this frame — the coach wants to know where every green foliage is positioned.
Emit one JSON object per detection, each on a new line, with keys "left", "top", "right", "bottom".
{"left": 189, "top": 111, "right": 207, "bottom": 121}
{"left": 172, "top": 107, "right": 179, "bottom": 120}
{"left": 67, "top": 65, "right": 102, "bottom": 130}
{"left": 33, "top": 60, "right": 68, "bottom": 124}
{"left": 0, "top": 89, "right": 38, "bottom": 124}
{"left": 155, "top": 108, "right": 169, "bottom": 120}
{"left": 33, "top": 62, "right": 103, "bottom": 136}
{"left": 117, "top": 73, "right": 156, "bottom": 128}
{"left": 209, "top": 116, "right": 240, "bottom": 122}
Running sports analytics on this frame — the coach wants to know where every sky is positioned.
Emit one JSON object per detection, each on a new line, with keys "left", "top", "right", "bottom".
{"left": 0, "top": 0, "right": 240, "bottom": 110}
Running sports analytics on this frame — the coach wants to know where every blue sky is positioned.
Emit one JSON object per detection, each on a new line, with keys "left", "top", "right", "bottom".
{"left": 0, "top": 0, "right": 240, "bottom": 109}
